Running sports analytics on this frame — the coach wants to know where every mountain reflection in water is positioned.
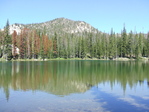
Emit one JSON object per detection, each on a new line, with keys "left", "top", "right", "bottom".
{"left": 0, "top": 60, "right": 149, "bottom": 101}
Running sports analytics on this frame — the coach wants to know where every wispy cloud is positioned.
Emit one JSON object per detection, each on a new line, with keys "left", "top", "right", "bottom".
{"left": 119, "top": 97, "right": 149, "bottom": 110}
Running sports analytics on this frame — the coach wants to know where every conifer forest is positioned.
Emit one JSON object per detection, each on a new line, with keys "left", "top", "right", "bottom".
{"left": 0, "top": 20, "right": 149, "bottom": 61}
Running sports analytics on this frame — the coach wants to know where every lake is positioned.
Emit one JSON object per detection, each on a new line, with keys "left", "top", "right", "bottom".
{"left": 0, "top": 60, "right": 149, "bottom": 112}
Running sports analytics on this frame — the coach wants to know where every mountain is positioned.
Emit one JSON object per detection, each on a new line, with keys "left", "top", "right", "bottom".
{"left": 9, "top": 18, "right": 99, "bottom": 35}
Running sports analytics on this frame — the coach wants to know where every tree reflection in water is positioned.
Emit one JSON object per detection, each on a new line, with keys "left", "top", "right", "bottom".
{"left": 0, "top": 60, "right": 149, "bottom": 101}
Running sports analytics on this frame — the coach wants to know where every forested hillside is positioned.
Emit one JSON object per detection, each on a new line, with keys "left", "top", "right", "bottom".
{"left": 0, "top": 18, "right": 149, "bottom": 60}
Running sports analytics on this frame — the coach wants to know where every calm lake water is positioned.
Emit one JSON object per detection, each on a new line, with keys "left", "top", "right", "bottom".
{"left": 0, "top": 60, "right": 149, "bottom": 112}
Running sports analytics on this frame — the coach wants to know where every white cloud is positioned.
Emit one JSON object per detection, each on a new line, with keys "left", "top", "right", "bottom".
{"left": 119, "top": 97, "right": 149, "bottom": 110}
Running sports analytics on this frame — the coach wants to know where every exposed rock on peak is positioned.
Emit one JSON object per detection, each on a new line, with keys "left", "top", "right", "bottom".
{"left": 8, "top": 18, "right": 99, "bottom": 35}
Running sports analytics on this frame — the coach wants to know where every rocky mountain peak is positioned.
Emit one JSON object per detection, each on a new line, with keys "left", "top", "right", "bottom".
{"left": 5, "top": 18, "right": 99, "bottom": 35}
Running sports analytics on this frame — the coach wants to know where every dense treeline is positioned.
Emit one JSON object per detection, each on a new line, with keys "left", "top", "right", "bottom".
{"left": 0, "top": 21, "right": 149, "bottom": 60}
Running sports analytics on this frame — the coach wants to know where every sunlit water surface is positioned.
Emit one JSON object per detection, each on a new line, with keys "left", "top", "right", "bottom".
{"left": 0, "top": 60, "right": 149, "bottom": 112}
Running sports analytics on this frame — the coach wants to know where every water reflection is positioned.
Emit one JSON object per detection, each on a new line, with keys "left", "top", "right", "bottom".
{"left": 0, "top": 60, "right": 149, "bottom": 101}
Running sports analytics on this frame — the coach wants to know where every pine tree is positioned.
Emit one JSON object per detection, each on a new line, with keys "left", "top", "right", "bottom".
{"left": 96, "top": 33, "right": 102, "bottom": 59}
{"left": 67, "top": 35, "right": 70, "bottom": 58}
{"left": 142, "top": 34, "right": 147, "bottom": 57}
{"left": 109, "top": 28, "right": 115, "bottom": 59}
{"left": 121, "top": 25, "right": 127, "bottom": 57}
{"left": 138, "top": 33, "right": 144, "bottom": 57}
{"left": 34, "top": 31, "right": 41, "bottom": 59}
{"left": 71, "top": 34, "right": 76, "bottom": 58}
{"left": 79, "top": 36, "right": 86, "bottom": 59}
{"left": 146, "top": 32, "right": 149, "bottom": 57}
{"left": 19, "top": 32, "right": 26, "bottom": 59}
{"left": 4, "top": 20, "right": 12, "bottom": 60}
{"left": 0, "top": 31, "right": 4, "bottom": 58}
{"left": 101, "top": 33, "right": 107, "bottom": 59}
{"left": 117, "top": 35, "right": 122, "bottom": 57}
{"left": 88, "top": 33, "right": 93, "bottom": 58}
{"left": 53, "top": 32, "right": 58, "bottom": 58}
{"left": 31, "top": 31, "right": 35, "bottom": 59}
{"left": 104, "top": 34, "right": 109, "bottom": 59}
{"left": 127, "top": 31, "right": 133, "bottom": 58}
{"left": 12, "top": 30, "right": 17, "bottom": 59}
{"left": 134, "top": 34, "right": 139, "bottom": 59}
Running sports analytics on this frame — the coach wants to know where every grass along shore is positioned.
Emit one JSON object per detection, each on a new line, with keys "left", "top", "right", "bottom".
{"left": 0, "top": 57, "right": 149, "bottom": 61}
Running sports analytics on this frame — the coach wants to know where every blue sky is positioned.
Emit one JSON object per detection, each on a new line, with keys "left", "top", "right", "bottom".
{"left": 0, "top": 0, "right": 149, "bottom": 33}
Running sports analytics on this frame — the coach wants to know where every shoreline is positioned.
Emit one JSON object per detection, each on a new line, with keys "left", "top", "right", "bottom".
{"left": 0, "top": 57, "right": 149, "bottom": 61}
